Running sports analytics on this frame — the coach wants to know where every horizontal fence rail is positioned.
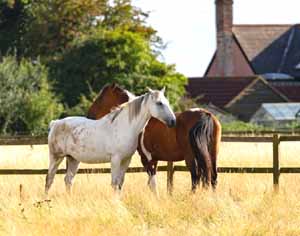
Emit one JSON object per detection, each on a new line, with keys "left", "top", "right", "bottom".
{"left": 222, "top": 136, "right": 274, "bottom": 142}
{"left": 222, "top": 130, "right": 300, "bottom": 136}
{"left": 1, "top": 134, "right": 300, "bottom": 192}
{"left": 1, "top": 135, "right": 300, "bottom": 145}
{"left": 0, "top": 136, "right": 47, "bottom": 145}
{"left": 1, "top": 166, "right": 300, "bottom": 176}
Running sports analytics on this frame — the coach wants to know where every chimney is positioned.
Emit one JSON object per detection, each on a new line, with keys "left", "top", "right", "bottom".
{"left": 215, "top": 0, "right": 234, "bottom": 76}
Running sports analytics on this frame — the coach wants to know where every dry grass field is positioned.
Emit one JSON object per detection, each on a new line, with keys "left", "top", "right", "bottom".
{"left": 0, "top": 142, "right": 300, "bottom": 236}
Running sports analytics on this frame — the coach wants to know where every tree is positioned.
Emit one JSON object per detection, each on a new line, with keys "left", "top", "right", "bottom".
{"left": 102, "top": 0, "right": 159, "bottom": 44}
{"left": 21, "top": 0, "right": 107, "bottom": 58}
{"left": 0, "top": 0, "right": 29, "bottom": 57}
{"left": 0, "top": 55, "right": 63, "bottom": 134}
{"left": 0, "top": 0, "right": 159, "bottom": 60}
{"left": 50, "top": 30, "right": 186, "bottom": 111}
{"left": 0, "top": 0, "right": 187, "bottom": 122}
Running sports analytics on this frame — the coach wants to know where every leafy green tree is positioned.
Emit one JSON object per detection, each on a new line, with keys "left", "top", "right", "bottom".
{"left": 0, "top": 0, "right": 159, "bottom": 60}
{"left": 50, "top": 30, "right": 186, "bottom": 110}
{"left": 0, "top": 0, "right": 186, "bottom": 121}
{"left": 102, "top": 0, "right": 159, "bottom": 44}
{"left": 0, "top": 55, "right": 63, "bottom": 134}
{"left": 0, "top": 0, "right": 29, "bottom": 56}
{"left": 22, "top": 0, "right": 107, "bottom": 58}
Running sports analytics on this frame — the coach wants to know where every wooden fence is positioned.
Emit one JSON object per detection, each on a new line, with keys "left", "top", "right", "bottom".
{"left": 1, "top": 134, "right": 300, "bottom": 192}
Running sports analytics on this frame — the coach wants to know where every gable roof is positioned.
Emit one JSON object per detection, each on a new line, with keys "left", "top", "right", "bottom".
{"left": 186, "top": 77, "right": 258, "bottom": 107}
{"left": 270, "top": 80, "right": 300, "bottom": 102}
{"left": 233, "top": 24, "right": 300, "bottom": 77}
{"left": 233, "top": 25, "right": 292, "bottom": 61}
{"left": 186, "top": 76, "right": 290, "bottom": 109}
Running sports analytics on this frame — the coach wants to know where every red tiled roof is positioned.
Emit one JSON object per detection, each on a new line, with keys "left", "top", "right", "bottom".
{"left": 270, "top": 81, "right": 300, "bottom": 102}
{"left": 186, "top": 77, "right": 257, "bottom": 107}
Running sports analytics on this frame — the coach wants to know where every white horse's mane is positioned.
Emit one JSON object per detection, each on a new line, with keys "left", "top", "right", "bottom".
{"left": 110, "top": 93, "right": 150, "bottom": 123}
{"left": 124, "top": 89, "right": 136, "bottom": 101}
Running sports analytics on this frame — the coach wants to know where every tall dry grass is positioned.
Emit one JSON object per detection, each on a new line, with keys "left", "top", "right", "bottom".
{"left": 0, "top": 142, "right": 300, "bottom": 235}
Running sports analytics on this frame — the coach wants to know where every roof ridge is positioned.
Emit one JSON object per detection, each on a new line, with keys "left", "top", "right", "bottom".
{"left": 263, "top": 102, "right": 300, "bottom": 105}
{"left": 189, "top": 76, "right": 258, "bottom": 80}
{"left": 278, "top": 27, "right": 296, "bottom": 72}
{"left": 233, "top": 24, "right": 295, "bottom": 27}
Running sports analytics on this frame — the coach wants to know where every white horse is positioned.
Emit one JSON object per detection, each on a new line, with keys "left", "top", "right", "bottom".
{"left": 45, "top": 88, "right": 176, "bottom": 194}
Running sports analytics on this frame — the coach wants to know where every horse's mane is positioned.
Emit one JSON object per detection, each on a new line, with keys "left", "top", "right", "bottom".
{"left": 92, "top": 83, "right": 116, "bottom": 104}
{"left": 110, "top": 93, "right": 150, "bottom": 123}
{"left": 124, "top": 89, "right": 136, "bottom": 100}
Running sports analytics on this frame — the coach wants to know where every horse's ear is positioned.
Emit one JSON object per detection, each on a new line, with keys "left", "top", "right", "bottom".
{"left": 161, "top": 86, "right": 166, "bottom": 94}
{"left": 147, "top": 87, "right": 154, "bottom": 93}
{"left": 111, "top": 82, "right": 116, "bottom": 88}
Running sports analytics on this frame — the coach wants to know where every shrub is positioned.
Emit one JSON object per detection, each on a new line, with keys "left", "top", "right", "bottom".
{"left": 0, "top": 55, "right": 63, "bottom": 134}
{"left": 221, "top": 120, "right": 265, "bottom": 132}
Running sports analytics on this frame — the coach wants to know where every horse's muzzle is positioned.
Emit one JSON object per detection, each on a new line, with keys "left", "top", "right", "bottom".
{"left": 167, "top": 118, "right": 176, "bottom": 128}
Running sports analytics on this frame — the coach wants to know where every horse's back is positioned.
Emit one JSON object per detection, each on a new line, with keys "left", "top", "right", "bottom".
{"left": 48, "top": 117, "right": 96, "bottom": 150}
{"left": 49, "top": 117, "right": 92, "bottom": 135}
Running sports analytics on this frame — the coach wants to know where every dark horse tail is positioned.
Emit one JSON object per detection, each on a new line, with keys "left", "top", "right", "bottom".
{"left": 189, "top": 113, "right": 214, "bottom": 189}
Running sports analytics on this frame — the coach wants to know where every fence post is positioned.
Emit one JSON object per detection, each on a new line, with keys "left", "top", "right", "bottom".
{"left": 273, "top": 134, "right": 280, "bottom": 191}
{"left": 167, "top": 161, "right": 174, "bottom": 194}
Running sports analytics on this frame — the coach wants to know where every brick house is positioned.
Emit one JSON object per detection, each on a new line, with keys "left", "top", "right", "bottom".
{"left": 186, "top": 0, "right": 300, "bottom": 121}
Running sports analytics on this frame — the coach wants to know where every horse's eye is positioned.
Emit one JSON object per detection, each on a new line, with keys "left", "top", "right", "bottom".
{"left": 157, "top": 101, "right": 163, "bottom": 106}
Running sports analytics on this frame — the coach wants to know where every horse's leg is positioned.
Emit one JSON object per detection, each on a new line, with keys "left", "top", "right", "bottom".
{"left": 202, "top": 155, "right": 212, "bottom": 189}
{"left": 184, "top": 157, "right": 199, "bottom": 193}
{"left": 191, "top": 159, "right": 199, "bottom": 192}
{"left": 141, "top": 155, "right": 159, "bottom": 195}
{"left": 111, "top": 155, "right": 122, "bottom": 192}
{"left": 64, "top": 156, "right": 80, "bottom": 194}
{"left": 147, "top": 161, "right": 158, "bottom": 196}
{"left": 118, "top": 156, "right": 132, "bottom": 190}
{"left": 211, "top": 116, "right": 221, "bottom": 189}
{"left": 211, "top": 156, "right": 218, "bottom": 189}
{"left": 45, "top": 153, "right": 64, "bottom": 195}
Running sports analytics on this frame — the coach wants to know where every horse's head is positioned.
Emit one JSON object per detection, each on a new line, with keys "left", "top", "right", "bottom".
{"left": 87, "top": 83, "right": 134, "bottom": 120}
{"left": 146, "top": 87, "right": 176, "bottom": 128}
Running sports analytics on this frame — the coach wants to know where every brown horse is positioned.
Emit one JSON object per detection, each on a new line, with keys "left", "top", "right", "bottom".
{"left": 139, "top": 109, "right": 221, "bottom": 193}
{"left": 87, "top": 84, "right": 222, "bottom": 193}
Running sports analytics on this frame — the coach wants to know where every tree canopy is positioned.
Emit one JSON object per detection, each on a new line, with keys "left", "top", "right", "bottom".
{"left": 0, "top": 0, "right": 159, "bottom": 59}
{"left": 0, "top": 0, "right": 187, "bottom": 134}
{"left": 50, "top": 30, "right": 186, "bottom": 109}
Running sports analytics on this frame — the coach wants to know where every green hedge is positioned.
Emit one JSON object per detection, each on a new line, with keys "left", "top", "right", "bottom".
{"left": 0, "top": 55, "right": 63, "bottom": 134}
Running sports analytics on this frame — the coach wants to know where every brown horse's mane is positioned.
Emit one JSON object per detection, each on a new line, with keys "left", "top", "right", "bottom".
{"left": 94, "top": 83, "right": 132, "bottom": 105}
{"left": 87, "top": 83, "right": 133, "bottom": 119}
{"left": 92, "top": 83, "right": 115, "bottom": 105}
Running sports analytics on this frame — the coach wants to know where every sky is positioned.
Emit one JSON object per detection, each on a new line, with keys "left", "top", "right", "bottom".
{"left": 132, "top": 0, "right": 300, "bottom": 77}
